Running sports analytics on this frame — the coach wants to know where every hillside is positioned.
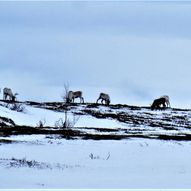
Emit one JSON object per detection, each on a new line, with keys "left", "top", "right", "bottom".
{"left": 1, "top": 100, "right": 191, "bottom": 188}
{"left": 1, "top": 100, "right": 191, "bottom": 141}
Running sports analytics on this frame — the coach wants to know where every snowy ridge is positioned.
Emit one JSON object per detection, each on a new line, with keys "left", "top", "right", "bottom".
{"left": 1, "top": 100, "right": 191, "bottom": 141}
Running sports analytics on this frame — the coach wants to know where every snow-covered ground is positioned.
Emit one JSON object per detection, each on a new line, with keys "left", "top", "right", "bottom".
{"left": 1, "top": 101, "right": 191, "bottom": 189}
{"left": 0, "top": 103, "right": 67, "bottom": 127}
{"left": 0, "top": 103, "right": 125, "bottom": 128}
{"left": 1, "top": 101, "right": 191, "bottom": 138}
{"left": 0, "top": 137, "right": 191, "bottom": 189}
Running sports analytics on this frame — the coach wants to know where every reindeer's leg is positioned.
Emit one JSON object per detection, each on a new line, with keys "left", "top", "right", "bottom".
{"left": 96, "top": 97, "right": 100, "bottom": 104}
{"left": 79, "top": 96, "right": 83, "bottom": 103}
{"left": 66, "top": 97, "right": 70, "bottom": 103}
{"left": 12, "top": 95, "right": 15, "bottom": 102}
{"left": 4, "top": 94, "right": 7, "bottom": 100}
{"left": 69, "top": 98, "right": 73, "bottom": 103}
{"left": 81, "top": 97, "right": 84, "bottom": 104}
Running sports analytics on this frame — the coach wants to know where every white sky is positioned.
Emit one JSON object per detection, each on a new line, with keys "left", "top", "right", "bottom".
{"left": 0, "top": 1, "right": 191, "bottom": 107}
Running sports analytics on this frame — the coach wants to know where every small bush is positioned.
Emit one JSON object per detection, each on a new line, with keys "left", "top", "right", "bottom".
{"left": 36, "top": 119, "right": 46, "bottom": 128}
{"left": 55, "top": 118, "right": 71, "bottom": 129}
{"left": 55, "top": 112, "right": 80, "bottom": 129}
{"left": 89, "top": 153, "right": 100, "bottom": 160}
{"left": 89, "top": 152, "right": 110, "bottom": 160}
{"left": 9, "top": 103, "right": 25, "bottom": 113}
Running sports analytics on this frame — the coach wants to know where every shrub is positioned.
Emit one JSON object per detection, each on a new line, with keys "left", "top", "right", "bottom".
{"left": 36, "top": 119, "right": 46, "bottom": 128}
{"left": 9, "top": 103, "right": 25, "bottom": 113}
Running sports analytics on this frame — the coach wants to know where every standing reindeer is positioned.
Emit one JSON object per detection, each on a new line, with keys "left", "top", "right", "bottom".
{"left": 96, "top": 93, "right": 110, "bottom": 105}
{"left": 3, "top": 87, "right": 18, "bottom": 102}
{"left": 67, "top": 91, "right": 84, "bottom": 103}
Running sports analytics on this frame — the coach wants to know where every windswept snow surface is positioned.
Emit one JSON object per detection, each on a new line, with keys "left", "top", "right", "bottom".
{"left": 0, "top": 104, "right": 67, "bottom": 127}
{"left": 0, "top": 137, "right": 191, "bottom": 188}
{"left": 1, "top": 102, "right": 191, "bottom": 188}
{"left": 0, "top": 103, "right": 125, "bottom": 128}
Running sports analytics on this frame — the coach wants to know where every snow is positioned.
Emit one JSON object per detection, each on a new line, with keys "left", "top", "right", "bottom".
{"left": 0, "top": 103, "right": 126, "bottom": 129}
{"left": 1, "top": 102, "right": 191, "bottom": 189}
{"left": 0, "top": 137, "right": 191, "bottom": 188}
{"left": 75, "top": 115, "right": 123, "bottom": 128}
{"left": 1, "top": 101, "right": 191, "bottom": 137}
{"left": 0, "top": 104, "right": 67, "bottom": 127}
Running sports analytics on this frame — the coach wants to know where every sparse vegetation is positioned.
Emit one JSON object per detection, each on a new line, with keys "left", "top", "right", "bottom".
{"left": 1, "top": 101, "right": 191, "bottom": 141}
{"left": 9, "top": 103, "right": 25, "bottom": 112}
{"left": 36, "top": 119, "right": 46, "bottom": 128}
{"left": 55, "top": 118, "right": 68, "bottom": 129}
{"left": 55, "top": 110, "right": 80, "bottom": 129}
{"left": 0, "top": 102, "right": 26, "bottom": 113}
{"left": 89, "top": 152, "right": 110, "bottom": 160}
{"left": 0, "top": 157, "right": 81, "bottom": 170}
{"left": 89, "top": 153, "right": 100, "bottom": 160}
{"left": 61, "top": 83, "right": 70, "bottom": 103}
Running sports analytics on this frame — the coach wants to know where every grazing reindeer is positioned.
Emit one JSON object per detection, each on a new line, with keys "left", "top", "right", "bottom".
{"left": 151, "top": 97, "right": 167, "bottom": 110}
{"left": 96, "top": 93, "right": 110, "bottom": 105}
{"left": 67, "top": 91, "right": 84, "bottom": 103}
{"left": 160, "top": 95, "right": 171, "bottom": 107}
{"left": 3, "top": 87, "right": 18, "bottom": 102}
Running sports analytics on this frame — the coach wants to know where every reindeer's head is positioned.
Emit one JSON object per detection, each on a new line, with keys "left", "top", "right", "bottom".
{"left": 12, "top": 93, "right": 19, "bottom": 102}
{"left": 66, "top": 97, "right": 71, "bottom": 103}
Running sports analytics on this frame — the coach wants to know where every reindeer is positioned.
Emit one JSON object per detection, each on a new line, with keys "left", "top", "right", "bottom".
{"left": 67, "top": 91, "right": 84, "bottom": 103}
{"left": 151, "top": 97, "right": 167, "bottom": 110}
{"left": 3, "top": 87, "right": 18, "bottom": 102}
{"left": 160, "top": 95, "right": 171, "bottom": 107}
{"left": 96, "top": 93, "right": 110, "bottom": 105}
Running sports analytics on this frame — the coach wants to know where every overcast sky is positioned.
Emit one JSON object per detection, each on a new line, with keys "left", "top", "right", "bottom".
{"left": 1, "top": 1, "right": 191, "bottom": 107}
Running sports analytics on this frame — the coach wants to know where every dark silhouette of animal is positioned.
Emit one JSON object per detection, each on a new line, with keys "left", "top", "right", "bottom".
{"left": 151, "top": 97, "right": 167, "bottom": 110}
{"left": 96, "top": 93, "right": 110, "bottom": 105}
{"left": 3, "top": 87, "right": 18, "bottom": 102}
{"left": 67, "top": 91, "right": 84, "bottom": 103}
